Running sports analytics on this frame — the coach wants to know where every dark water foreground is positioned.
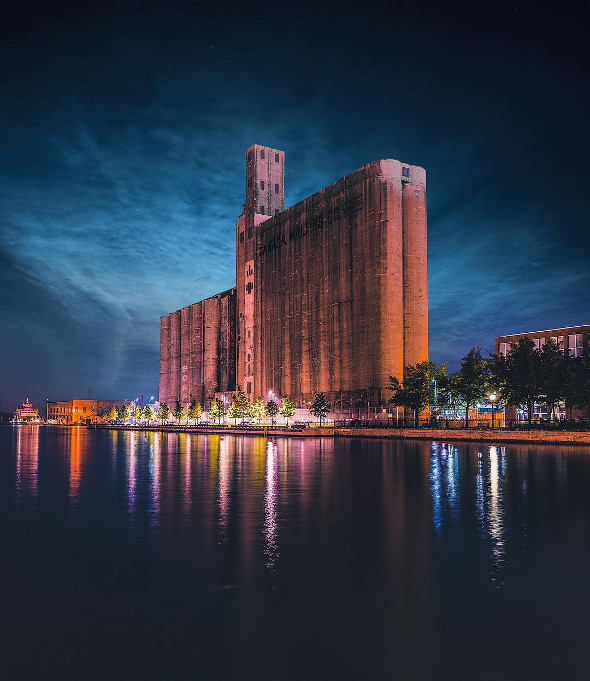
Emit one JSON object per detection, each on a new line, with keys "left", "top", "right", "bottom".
{"left": 2, "top": 426, "right": 590, "bottom": 680}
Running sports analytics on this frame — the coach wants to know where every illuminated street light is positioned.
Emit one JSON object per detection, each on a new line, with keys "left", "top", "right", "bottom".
{"left": 489, "top": 392, "right": 498, "bottom": 429}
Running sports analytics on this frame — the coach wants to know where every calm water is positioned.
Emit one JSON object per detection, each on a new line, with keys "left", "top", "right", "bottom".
{"left": 2, "top": 426, "right": 590, "bottom": 680}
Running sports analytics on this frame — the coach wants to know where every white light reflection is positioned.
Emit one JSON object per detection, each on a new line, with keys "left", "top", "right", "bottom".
{"left": 15, "top": 425, "right": 39, "bottom": 505}
{"left": 430, "top": 443, "right": 442, "bottom": 532}
{"left": 127, "top": 430, "right": 137, "bottom": 520}
{"left": 149, "top": 432, "right": 161, "bottom": 526}
{"left": 488, "top": 445, "right": 506, "bottom": 584}
{"left": 263, "top": 440, "right": 279, "bottom": 571}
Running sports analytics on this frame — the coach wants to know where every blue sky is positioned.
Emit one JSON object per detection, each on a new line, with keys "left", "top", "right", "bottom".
{"left": 1, "top": 2, "right": 588, "bottom": 410}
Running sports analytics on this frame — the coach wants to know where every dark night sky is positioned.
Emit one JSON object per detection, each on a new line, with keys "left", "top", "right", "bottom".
{"left": 1, "top": 1, "right": 588, "bottom": 410}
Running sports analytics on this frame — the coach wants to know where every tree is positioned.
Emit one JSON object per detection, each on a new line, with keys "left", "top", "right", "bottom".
{"left": 132, "top": 405, "right": 142, "bottom": 423}
{"left": 539, "top": 340, "right": 566, "bottom": 420}
{"left": 107, "top": 406, "right": 118, "bottom": 422}
{"left": 492, "top": 338, "right": 545, "bottom": 424}
{"left": 450, "top": 347, "right": 490, "bottom": 428}
{"left": 227, "top": 399, "right": 241, "bottom": 425}
{"left": 119, "top": 403, "right": 132, "bottom": 422}
{"left": 173, "top": 401, "right": 186, "bottom": 423}
{"left": 157, "top": 402, "right": 170, "bottom": 425}
{"left": 266, "top": 399, "right": 279, "bottom": 426}
{"left": 252, "top": 397, "right": 267, "bottom": 423}
{"left": 208, "top": 398, "right": 225, "bottom": 424}
{"left": 188, "top": 398, "right": 202, "bottom": 424}
{"left": 563, "top": 341, "right": 590, "bottom": 420}
{"left": 310, "top": 392, "right": 330, "bottom": 426}
{"left": 279, "top": 396, "right": 295, "bottom": 425}
{"left": 143, "top": 404, "right": 155, "bottom": 423}
{"left": 388, "top": 361, "right": 439, "bottom": 426}
{"left": 236, "top": 392, "right": 252, "bottom": 423}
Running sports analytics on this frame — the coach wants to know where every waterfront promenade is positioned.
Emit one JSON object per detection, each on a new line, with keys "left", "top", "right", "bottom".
{"left": 90, "top": 423, "right": 590, "bottom": 446}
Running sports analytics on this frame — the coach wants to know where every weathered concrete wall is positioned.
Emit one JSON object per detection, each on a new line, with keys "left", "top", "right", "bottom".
{"left": 253, "top": 158, "right": 427, "bottom": 409}
{"left": 159, "top": 289, "right": 236, "bottom": 407}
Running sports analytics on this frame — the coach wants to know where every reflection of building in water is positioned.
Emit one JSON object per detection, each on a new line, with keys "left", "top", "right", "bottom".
{"left": 218, "top": 437, "right": 231, "bottom": 543}
{"left": 47, "top": 398, "right": 121, "bottom": 424}
{"left": 127, "top": 431, "right": 137, "bottom": 518}
{"left": 475, "top": 445, "right": 507, "bottom": 584}
{"left": 68, "top": 426, "right": 84, "bottom": 501}
{"left": 263, "top": 440, "right": 279, "bottom": 570}
{"left": 14, "top": 425, "right": 39, "bottom": 500}
{"left": 429, "top": 442, "right": 460, "bottom": 534}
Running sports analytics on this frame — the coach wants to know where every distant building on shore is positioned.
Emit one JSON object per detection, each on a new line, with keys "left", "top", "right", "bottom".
{"left": 496, "top": 324, "right": 590, "bottom": 358}
{"left": 495, "top": 324, "right": 590, "bottom": 421}
{"left": 12, "top": 399, "right": 42, "bottom": 424}
{"left": 160, "top": 144, "right": 428, "bottom": 413}
{"left": 46, "top": 399, "right": 122, "bottom": 425}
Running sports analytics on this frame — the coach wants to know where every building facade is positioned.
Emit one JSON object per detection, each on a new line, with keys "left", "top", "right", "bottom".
{"left": 495, "top": 324, "right": 590, "bottom": 421}
{"left": 496, "top": 324, "right": 590, "bottom": 357}
{"left": 160, "top": 145, "right": 428, "bottom": 410}
{"left": 159, "top": 289, "right": 237, "bottom": 406}
{"left": 47, "top": 399, "right": 121, "bottom": 424}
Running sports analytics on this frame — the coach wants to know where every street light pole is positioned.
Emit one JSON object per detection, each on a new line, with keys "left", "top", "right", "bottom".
{"left": 489, "top": 393, "right": 498, "bottom": 429}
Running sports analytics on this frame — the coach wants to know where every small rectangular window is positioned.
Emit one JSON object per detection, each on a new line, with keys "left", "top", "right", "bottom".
{"left": 247, "top": 227, "right": 253, "bottom": 239}
{"left": 260, "top": 150, "right": 265, "bottom": 159}
{"left": 247, "top": 151, "right": 253, "bottom": 160}
{"left": 260, "top": 180, "right": 265, "bottom": 190}
{"left": 274, "top": 183, "right": 279, "bottom": 193}
{"left": 247, "top": 177, "right": 252, "bottom": 188}
{"left": 239, "top": 231, "right": 244, "bottom": 243}
{"left": 402, "top": 167, "right": 410, "bottom": 178}
{"left": 247, "top": 382, "right": 252, "bottom": 395}
{"left": 274, "top": 208, "right": 279, "bottom": 216}
{"left": 275, "top": 153, "right": 279, "bottom": 162}
{"left": 260, "top": 206, "right": 265, "bottom": 214}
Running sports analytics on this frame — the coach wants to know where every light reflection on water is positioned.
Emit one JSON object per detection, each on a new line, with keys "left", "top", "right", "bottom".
{"left": 4, "top": 428, "right": 590, "bottom": 679}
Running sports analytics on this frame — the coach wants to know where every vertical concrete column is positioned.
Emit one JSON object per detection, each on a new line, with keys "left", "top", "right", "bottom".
{"left": 379, "top": 165, "right": 405, "bottom": 394}
{"left": 159, "top": 316, "right": 170, "bottom": 403}
{"left": 402, "top": 177, "right": 428, "bottom": 369}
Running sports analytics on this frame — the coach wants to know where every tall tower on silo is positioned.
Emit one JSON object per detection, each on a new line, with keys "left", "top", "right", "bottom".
{"left": 236, "top": 144, "right": 285, "bottom": 399}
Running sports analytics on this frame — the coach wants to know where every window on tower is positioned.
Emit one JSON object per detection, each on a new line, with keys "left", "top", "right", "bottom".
{"left": 275, "top": 153, "right": 279, "bottom": 162}
{"left": 260, "top": 206, "right": 265, "bottom": 214}
{"left": 275, "top": 208, "right": 279, "bottom": 216}
{"left": 274, "top": 183, "right": 279, "bottom": 193}
{"left": 248, "top": 151, "right": 253, "bottom": 160}
{"left": 402, "top": 167, "right": 410, "bottom": 178}
{"left": 260, "top": 180, "right": 265, "bottom": 190}
{"left": 260, "top": 150, "right": 265, "bottom": 159}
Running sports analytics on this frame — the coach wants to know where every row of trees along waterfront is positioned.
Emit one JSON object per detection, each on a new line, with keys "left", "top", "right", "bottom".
{"left": 388, "top": 339, "right": 590, "bottom": 426}
{"left": 104, "top": 392, "right": 331, "bottom": 426}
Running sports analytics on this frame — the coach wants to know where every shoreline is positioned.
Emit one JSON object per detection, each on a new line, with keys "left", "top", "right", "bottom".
{"left": 80, "top": 423, "right": 590, "bottom": 446}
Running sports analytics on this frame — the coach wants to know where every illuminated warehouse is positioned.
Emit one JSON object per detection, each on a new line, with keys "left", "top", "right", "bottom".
{"left": 159, "top": 144, "right": 428, "bottom": 411}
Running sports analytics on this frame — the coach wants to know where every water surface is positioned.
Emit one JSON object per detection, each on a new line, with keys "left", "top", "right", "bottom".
{"left": 2, "top": 426, "right": 590, "bottom": 680}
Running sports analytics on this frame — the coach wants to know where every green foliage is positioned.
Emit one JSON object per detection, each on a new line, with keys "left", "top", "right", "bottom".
{"left": 143, "top": 404, "right": 155, "bottom": 422}
{"left": 252, "top": 397, "right": 267, "bottom": 422}
{"left": 173, "top": 401, "right": 186, "bottom": 423}
{"left": 157, "top": 402, "right": 170, "bottom": 423}
{"left": 107, "top": 406, "right": 118, "bottom": 422}
{"left": 236, "top": 392, "right": 252, "bottom": 422}
{"left": 491, "top": 339, "right": 542, "bottom": 424}
{"left": 227, "top": 399, "right": 241, "bottom": 424}
{"left": 279, "top": 396, "right": 296, "bottom": 425}
{"left": 208, "top": 398, "right": 225, "bottom": 424}
{"left": 132, "top": 405, "right": 142, "bottom": 422}
{"left": 266, "top": 399, "right": 279, "bottom": 425}
{"left": 450, "top": 347, "right": 490, "bottom": 427}
{"left": 539, "top": 340, "right": 566, "bottom": 419}
{"left": 188, "top": 399, "right": 202, "bottom": 423}
{"left": 310, "top": 392, "right": 330, "bottom": 426}
{"left": 119, "top": 403, "right": 132, "bottom": 421}
{"left": 388, "top": 361, "right": 441, "bottom": 424}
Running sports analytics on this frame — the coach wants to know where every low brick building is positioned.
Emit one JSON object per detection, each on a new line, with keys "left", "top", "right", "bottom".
{"left": 47, "top": 399, "right": 122, "bottom": 424}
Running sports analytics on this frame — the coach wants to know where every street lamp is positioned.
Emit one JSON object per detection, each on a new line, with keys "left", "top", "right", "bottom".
{"left": 489, "top": 392, "right": 498, "bottom": 429}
